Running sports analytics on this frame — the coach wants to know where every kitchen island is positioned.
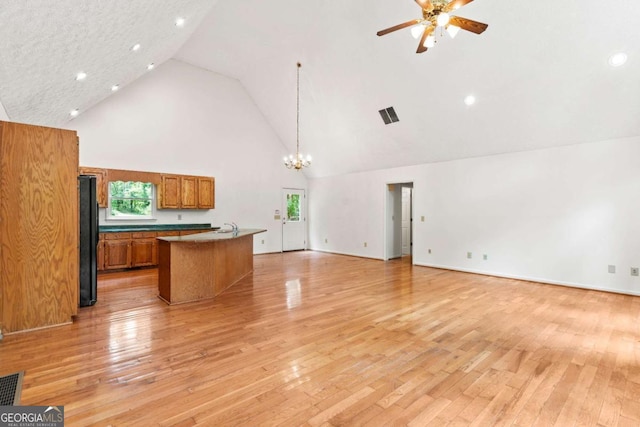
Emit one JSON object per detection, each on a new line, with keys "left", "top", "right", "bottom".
{"left": 157, "top": 228, "right": 266, "bottom": 304}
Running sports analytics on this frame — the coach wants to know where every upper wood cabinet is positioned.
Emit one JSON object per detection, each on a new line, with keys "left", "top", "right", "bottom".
{"left": 79, "top": 166, "right": 108, "bottom": 207}
{"left": 198, "top": 177, "right": 215, "bottom": 209}
{"left": 181, "top": 176, "right": 198, "bottom": 209}
{"left": 159, "top": 175, "right": 181, "bottom": 209}
{"left": 158, "top": 174, "right": 215, "bottom": 209}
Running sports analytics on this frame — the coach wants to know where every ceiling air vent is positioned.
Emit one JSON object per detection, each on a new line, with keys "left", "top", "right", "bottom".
{"left": 379, "top": 106, "right": 399, "bottom": 125}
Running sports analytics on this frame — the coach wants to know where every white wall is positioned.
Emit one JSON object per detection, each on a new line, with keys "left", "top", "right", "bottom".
{"left": 309, "top": 136, "right": 640, "bottom": 295}
{"left": 67, "top": 59, "right": 307, "bottom": 254}
{"left": 0, "top": 100, "right": 9, "bottom": 120}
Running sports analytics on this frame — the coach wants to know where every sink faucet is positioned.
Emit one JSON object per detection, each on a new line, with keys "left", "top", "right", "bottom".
{"left": 224, "top": 222, "right": 238, "bottom": 232}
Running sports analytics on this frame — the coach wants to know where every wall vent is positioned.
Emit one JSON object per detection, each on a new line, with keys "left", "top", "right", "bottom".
{"left": 379, "top": 106, "right": 399, "bottom": 125}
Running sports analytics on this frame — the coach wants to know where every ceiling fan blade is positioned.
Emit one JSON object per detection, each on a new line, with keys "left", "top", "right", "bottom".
{"left": 449, "top": 16, "right": 488, "bottom": 34}
{"left": 377, "top": 19, "right": 422, "bottom": 36}
{"left": 414, "top": 0, "right": 434, "bottom": 12}
{"left": 444, "top": 0, "right": 474, "bottom": 12}
{"left": 416, "top": 25, "right": 434, "bottom": 53}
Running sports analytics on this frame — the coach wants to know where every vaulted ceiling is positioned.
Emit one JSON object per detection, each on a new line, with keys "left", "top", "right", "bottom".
{"left": 1, "top": 1, "right": 639, "bottom": 178}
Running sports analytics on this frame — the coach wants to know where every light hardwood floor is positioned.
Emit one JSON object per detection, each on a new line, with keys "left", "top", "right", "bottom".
{"left": 1, "top": 251, "right": 640, "bottom": 426}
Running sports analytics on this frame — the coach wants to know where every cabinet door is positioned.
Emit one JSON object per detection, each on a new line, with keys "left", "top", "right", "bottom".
{"left": 104, "top": 240, "right": 131, "bottom": 269}
{"left": 79, "top": 166, "right": 108, "bottom": 208}
{"left": 131, "top": 238, "right": 158, "bottom": 267}
{"left": 181, "top": 176, "right": 198, "bottom": 209}
{"left": 197, "top": 177, "right": 215, "bottom": 209}
{"left": 159, "top": 175, "right": 180, "bottom": 209}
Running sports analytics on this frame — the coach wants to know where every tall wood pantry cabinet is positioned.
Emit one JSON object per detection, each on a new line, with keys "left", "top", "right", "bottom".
{"left": 0, "top": 121, "right": 79, "bottom": 335}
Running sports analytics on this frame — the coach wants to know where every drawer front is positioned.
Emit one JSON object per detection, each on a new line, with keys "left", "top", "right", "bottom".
{"left": 180, "top": 229, "right": 209, "bottom": 236}
{"left": 157, "top": 230, "right": 181, "bottom": 237}
{"left": 104, "top": 232, "right": 132, "bottom": 240}
{"left": 132, "top": 231, "right": 157, "bottom": 239}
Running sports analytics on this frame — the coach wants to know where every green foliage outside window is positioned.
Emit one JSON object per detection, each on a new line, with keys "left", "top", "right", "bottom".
{"left": 109, "top": 181, "right": 154, "bottom": 218}
{"left": 287, "top": 194, "right": 300, "bottom": 221}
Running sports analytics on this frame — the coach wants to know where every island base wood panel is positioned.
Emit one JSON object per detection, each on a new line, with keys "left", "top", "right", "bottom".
{"left": 158, "top": 236, "right": 253, "bottom": 304}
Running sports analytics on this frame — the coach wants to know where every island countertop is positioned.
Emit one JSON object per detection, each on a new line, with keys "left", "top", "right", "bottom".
{"left": 156, "top": 228, "right": 266, "bottom": 243}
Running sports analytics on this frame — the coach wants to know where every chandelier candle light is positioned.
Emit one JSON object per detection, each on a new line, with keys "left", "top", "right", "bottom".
{"left": 284, "top": 62, "right": 312, "bottom": 170}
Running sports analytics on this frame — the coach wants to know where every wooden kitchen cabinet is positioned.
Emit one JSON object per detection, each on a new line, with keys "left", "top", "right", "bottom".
{"left": 197, "top": 177, "right": 215, "bottom": 209}
{"left": 157, "top": 231, "right": 181, "bottom": 237}
{"left": 131, "top": 232, "right": 158, "bottom": 267}
{"left": 98, "top": 229, "right": 211, "bottom": 272}
{"left": 79, "top": 166, "right": 108, "bottom": 207}
{"left": 104, "top": 232, "right": 132, "bottom": 270}
{"left": 159, "top": 175, "right": 180, "bottom": 209}
{"left": 158, "top": 174, "right": 215, "bottom": 209}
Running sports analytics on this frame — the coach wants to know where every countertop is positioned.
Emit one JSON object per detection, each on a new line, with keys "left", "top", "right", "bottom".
{"left": 99, "top": 223, "right": 219, "bottom": 233}
{"left": 156, "top": 228, "right": 267, "bottom": 242}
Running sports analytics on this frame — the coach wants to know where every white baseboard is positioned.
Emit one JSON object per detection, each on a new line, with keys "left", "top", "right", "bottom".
{"left": 413, "top": 262, "right": 640, "bottom": 297}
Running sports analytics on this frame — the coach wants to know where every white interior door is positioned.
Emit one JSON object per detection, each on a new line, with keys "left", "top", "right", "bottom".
{"left": 402, "top": 187, "right": 412, "bottom": 255}
{"left": 282, "top": 188, "right": 306, "bottom": 251}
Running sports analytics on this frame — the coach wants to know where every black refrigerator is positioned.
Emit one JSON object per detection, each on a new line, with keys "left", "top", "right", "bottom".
{"left": 79, "top": 175, "right": 98, "bottom": 306}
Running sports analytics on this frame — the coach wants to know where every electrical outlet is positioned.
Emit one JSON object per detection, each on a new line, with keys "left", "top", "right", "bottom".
{"left": 608, "top": 265, "right": 616, "bottom": 274}
{"left": 261, "top": 239, "right": 265, "bottom": 244}
{"left": 483, "top": 254, "right": 488, "bottom": 260}
{"left": 177, "top": 214, "right": 182, "bottom": 220}
{"left": 631, "top": 267, "right": 639, "bottom": 277}
{"left": 428, "top": 249, "right": 431, "bottom": 254}
{"left": 364, "top": 242, "right": 367, "bottom": 247}
{"left": 421, "top": 216, "right": 425, "bottom": 222}
{"left": 467, "top": 252, "right": 472, "bottom": 259}
{"left": 325, "top": 238, "right": 328, "bottom": 243}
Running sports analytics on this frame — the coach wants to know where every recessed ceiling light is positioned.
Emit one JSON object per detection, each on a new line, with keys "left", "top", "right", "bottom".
{"left": 76, "top": 72, "right": 87, "bottom": 81}
{"left": 147, "top": 63, "right": 155, "bottom": 71}
{"left": 464, "top": 95, "right": 476, "bottom": 106}
{"left": 175, "top": 17, "right": 186, "bottom": 27}
{"left": 111, "top": 84, "right": 120, "bottom": 92}
{"left": 131, "top": 43, "right": 141, "bottom": 52}
{"left": 608, "top": 52, "right": 627, "bottom": 67}
{"left": 70, "top": 109, "right": 79, "bottom": 117}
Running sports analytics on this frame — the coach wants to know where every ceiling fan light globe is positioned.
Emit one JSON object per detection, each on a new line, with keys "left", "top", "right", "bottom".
{"left": 446, "top": 24, "right": 460, "bottom": 38}
{"left": 411, "top": 25, "right": 424, "bottom": 39}
{"left": 437, "top": 12, "right": 450, "bottom": 27}
{"left": 424, "top": 35, "right": 435, "bottom": 48}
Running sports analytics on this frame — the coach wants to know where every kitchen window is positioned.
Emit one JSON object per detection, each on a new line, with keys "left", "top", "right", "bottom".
{"left": 108, "top": 181, "right": 155, "bottom": 220}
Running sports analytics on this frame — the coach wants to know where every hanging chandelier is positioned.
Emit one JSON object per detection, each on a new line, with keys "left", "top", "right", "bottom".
{"left": 284, "top": 62, "right": 312, "bottom": 170}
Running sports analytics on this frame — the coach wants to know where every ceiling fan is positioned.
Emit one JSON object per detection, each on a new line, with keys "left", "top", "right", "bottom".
{"left": 377, "top": 0, "right": 488, "bottom": 53}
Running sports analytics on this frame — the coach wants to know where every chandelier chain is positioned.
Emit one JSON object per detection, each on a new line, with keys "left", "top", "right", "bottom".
{"left": 284, "top": 61, "right": 311, "bottom": 170}
{"left": 296, "top": 62, "right": 300, "bottom": 155}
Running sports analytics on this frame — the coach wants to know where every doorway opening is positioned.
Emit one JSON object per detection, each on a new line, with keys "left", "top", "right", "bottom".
{"left": 385, "top": 182, "right": 413, "bottom": 261}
